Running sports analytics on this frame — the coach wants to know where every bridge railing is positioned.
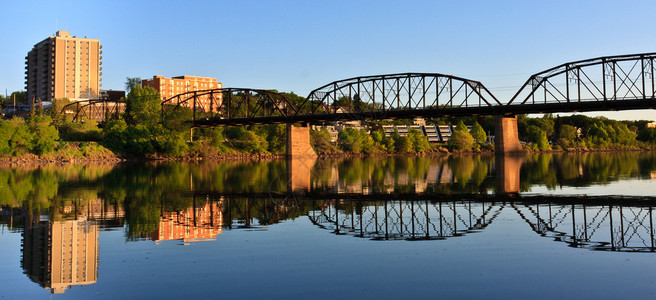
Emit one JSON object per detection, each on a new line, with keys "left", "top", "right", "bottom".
{"left": 507, "top": 52, "right": 656, "bottom": 106}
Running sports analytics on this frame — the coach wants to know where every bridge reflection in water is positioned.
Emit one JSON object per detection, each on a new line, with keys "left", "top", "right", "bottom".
{"left": 308, "top": 199, "right": 503, "bottom": 240}
{"left": 295, "top": 196, "right": 656, "bottom": 252}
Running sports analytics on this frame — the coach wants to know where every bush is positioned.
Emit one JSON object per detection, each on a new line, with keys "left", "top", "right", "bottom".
{"left": 240, "top": 129, "right": 268, "bottom": 154}
{"left": 338, "top": 128, "right": 376, "bottom": 154}
{"left": 155, "top": 130, "right": 188, "bottom": 157}
{"left": 526, "top": 125, "right": 550, "bottom": 150}
{"left": 448, "top": 121, "right": 474, "bottom": 151}
{"left": 557, "top": 124, "right": 577, "bottom": 147}
{"left": 408, "top": 129, "right": 430, "bottom": 152}
{"left": 311, "top": 129, "right": 338, "bottom": 154}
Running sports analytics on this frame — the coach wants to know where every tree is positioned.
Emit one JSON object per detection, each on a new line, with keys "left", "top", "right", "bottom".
{"left": 28, "top": 116, "right": 59, "bottom": 155}
{"left": 470, "top": 122, "right": 487, "bottom": 144}
{"left": 125, "top": 85, "right": 161, "bottom": 126}
{"left": 266, "top": 124, "right": 286, "bottom": 153}
{"left": 526, "top": 125, "right": 550, "bottom": 150}
{"left": 49, "top": 98, "right": 71, "bottom": 127}
{"left": 9, "top": 119, "right": 34, "bottom": 155}
{"left": 638, "top": 128, "right": 656, "bottom": 143}
{"left": 448, "top": 121, "right": 474, "bottom": 150}
{"left": 311, "top": 128, "right": 337, "bottom": 154}
{"left": 408, "top": 129, "right": 430, "bottom": 152}
{"left": 240, "top": 129, "right": 268, "bottom": 154}
{"left": 587, "top": 122, "right": 609, "bottom": 146}
{"left": 338, "top": 128, "right": 364, "bottom": 153}
{"left": 125, "top": 77, "right": 142, "bottom": 94}
{"left": 394, "top": 135, "right": 413, "bottom": 153}
{"left": 557, "top": 124, "right": 577, "bottom": 147}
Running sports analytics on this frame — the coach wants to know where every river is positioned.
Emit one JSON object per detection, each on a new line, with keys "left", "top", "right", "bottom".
{"left": 1, "top": 153, "right": 656, "bottom": 298}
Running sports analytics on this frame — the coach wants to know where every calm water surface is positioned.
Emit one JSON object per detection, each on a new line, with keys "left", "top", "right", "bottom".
{"left": 1, "top": 153, "right": 656, "bottom": 299}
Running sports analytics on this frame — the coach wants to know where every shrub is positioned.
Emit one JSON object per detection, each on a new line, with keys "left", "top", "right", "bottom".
{"left": 448, "top": 121, "right": 474, "bottom": 151}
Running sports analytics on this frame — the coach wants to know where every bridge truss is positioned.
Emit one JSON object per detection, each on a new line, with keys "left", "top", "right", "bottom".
{"left": 506, "top": 52, "right": 656, "bottom": 113}
{"left": 61, "top": 99, "right": 126, "bottom": 123}
{"left": 162, "top": 73, "right": 502, "bottom": 126}
{"left": 161, "top": 88, "right": 298, "bottom": 126}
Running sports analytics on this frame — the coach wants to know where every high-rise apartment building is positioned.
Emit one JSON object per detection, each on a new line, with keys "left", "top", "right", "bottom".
{"left": 142, "top": 75, "right": 222, "bottom": 112}
{"left": 25, "top": 31, "right": 102, "bottom": 104}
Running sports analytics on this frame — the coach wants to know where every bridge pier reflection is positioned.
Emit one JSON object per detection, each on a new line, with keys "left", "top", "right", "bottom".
{"left": 287, "top": 157, "right": 317, "bottom": 193}
{"left": 495, "top": 154, "right": 523, "bottom": 194}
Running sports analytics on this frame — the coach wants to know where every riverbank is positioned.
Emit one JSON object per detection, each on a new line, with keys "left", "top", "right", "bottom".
{"left": 1, "top": 142, "right": 654, "bottom": 166}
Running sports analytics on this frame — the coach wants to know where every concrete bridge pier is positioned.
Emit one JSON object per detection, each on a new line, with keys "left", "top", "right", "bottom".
{"left": 286, "top": 124, "right": 317, "bottom": 193}
{"left": 494, "top": 115, "right": 523, "bottom": 154}
{"left": 286, "top": 124, "right": 317, "bottom": 158}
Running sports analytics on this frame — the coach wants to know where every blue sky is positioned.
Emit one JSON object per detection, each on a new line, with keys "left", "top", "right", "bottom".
{"left": 2, "top": 0, "right": 656, "bottom": 120}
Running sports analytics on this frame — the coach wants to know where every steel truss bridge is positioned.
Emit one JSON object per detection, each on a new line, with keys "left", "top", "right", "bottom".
{"left": 206, "top": 193, "right": 656, "bottom": 252}
{"left": 61, "top": 98, "right": 125, "bottom": 123}
{"left": 155, "top": 52, "right": 656, "bottom": 127}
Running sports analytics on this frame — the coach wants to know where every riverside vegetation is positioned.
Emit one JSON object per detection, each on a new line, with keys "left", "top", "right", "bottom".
{"left": 1, "top": 80, "right": 656, "bottom": 161}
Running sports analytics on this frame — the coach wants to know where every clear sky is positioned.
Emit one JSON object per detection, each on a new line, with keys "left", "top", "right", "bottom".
{"left": 2, "top": 0, "right": 656, "bottom": 120}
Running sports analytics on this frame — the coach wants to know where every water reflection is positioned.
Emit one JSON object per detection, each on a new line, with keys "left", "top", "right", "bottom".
{"left": 0, "top": 153, "right": 655, "bottom": 294}
{"left": 22, "top": 218, "right": 98, "bottom": 294}
{"left": 514, "top": 200, "right": 656, "bottom": 252}
{"left": 4, "top": 195, "right": 656, "bottom": 295}
{"left": 307, "top": 197, "right": 656, "bottom": 252}
{"left": 308, "top": 199, "right": 503, "bottom": 240}
{"left": 146, "top": 201, "right": 223, "bottom": 244}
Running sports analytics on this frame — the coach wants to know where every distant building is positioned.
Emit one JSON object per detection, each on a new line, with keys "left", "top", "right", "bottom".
{"left": 647, "top": 122, "right": 656, "bottom": 128}
{"left": 99, "top": 89, "right": 125, "bottom": 102}
{"left": 25, "top": 31, "right": 102, "bottom": 104}
{"left": 142, "top": 75, "right": 222, "bottom": 112}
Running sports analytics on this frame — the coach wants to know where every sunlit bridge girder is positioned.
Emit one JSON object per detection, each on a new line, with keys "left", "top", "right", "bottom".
{"left": 61, "top": 98, "right": 126, "bottom": 123}
{"left": 506, "top": 52, "right": 656, "bottom": 113}
{"left": 298, "top": 72, "right": 502, "bottom": 119}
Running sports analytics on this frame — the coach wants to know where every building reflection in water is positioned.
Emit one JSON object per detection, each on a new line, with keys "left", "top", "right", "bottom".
{"left": 20, "top": 198, "right": 124, "bottom": 294}
{"left": 147, "top": 201, "right": 223, "bottom": 244}
{"left": 22, "top": 218, "right": 98, "bottom": 294}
